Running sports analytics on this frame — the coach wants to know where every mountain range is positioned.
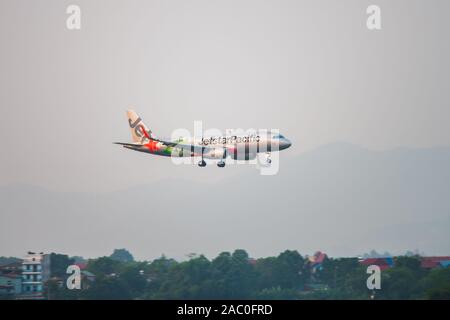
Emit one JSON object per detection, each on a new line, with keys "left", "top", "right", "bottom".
{"left": 1, "top": 142, "right": 449, "bottom": 260}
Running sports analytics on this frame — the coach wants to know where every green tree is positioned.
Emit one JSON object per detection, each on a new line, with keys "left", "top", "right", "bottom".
{"left": 316, "top": 257, "right": 367, "bottom": 299}
{"left": 87, "top": 257, "right": 122, "bottom": 276}
{"left": 50, "top": 253, "right": 75, "bottom": 277}
{"left": 421, "top": 268, "right": 450, "bottom": 299}
{"left": 83, "top": 277, "right": 132, "bottom": 300}
{"left": 110, "top": 249, "right": 134, "bottom": 263}
{"left": 255, "top": 250, "right": 308, "bottom": 293}
{"left": 378, "top": 267, "right": 418, "bottom": 299}
{"left": 120, "top": 262, "right": 148, "bottom": 298}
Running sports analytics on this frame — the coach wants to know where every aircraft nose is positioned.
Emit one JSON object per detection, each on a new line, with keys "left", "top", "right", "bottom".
{"left": 280, "top": 138, "right": 292, "bottom": 150}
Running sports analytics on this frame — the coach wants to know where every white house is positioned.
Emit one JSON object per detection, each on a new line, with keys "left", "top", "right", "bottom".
{"left": 21, "top": 252, "right": 51, "bottom": 299}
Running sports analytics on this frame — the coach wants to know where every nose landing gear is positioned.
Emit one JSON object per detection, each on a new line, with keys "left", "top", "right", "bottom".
{"left": 258, "top": 152, "right": 272, "bottom": 167}
{"left": 266, "top": 152, "right": 272, "bottom": 164}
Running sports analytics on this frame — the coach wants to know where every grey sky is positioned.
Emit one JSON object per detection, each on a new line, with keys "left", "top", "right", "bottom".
{"left": 0, "top": 0, "right": 449, "bottom": 192}
{"left": 1, "top": 1, "right": 450, "bottom": 260}
{"left": 2, "top": 144, "right": 450, "bottom": 260}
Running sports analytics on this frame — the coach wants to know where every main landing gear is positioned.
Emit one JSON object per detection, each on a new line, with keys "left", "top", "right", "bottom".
{"left": 197, "top": 160, "right": 225, "bottom": 167}
{"left": 198, "top": 159, "right": 226, "bottom": 167}
{"left": 198, "top": 146, "right": 227, "bottom": 168}
{"left": 217, "top": 148, "right": 226, "bottom": 167}
{"left": 198, "top": 146, "right": 206, "bottom": 167}
{"left": 198, "top": 160, "right": 206, "bottom": 167}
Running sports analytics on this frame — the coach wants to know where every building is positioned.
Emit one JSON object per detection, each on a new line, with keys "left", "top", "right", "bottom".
{"left": 360, "top": 257, "right": 394, "bottom": 271}
{"left": 0, "top": 262, "right": 22, "bottom": 275}
{"left": 308, "top": 251, "right": 328, "bottom": 273}
{"left": 81, "top": 270, "right": 96, "bottom": 289}
{"left": 0, "top": 274, "right": 22, "bottom": 296}
{"left": 21, "top": 252, "right": 51, "bottom": 299}
{"left": 359, "top": 256, "right": 450, "bottom": 271}
{"left": 420, "top": 256, "right": 450, "bottom": 269}
{"left": 0, "top": 261, "right": 23, "bottom": 297}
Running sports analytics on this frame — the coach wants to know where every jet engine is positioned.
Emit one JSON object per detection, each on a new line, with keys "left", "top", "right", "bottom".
{"left": 203, "top": 148, "right": 227, "bottom": 159}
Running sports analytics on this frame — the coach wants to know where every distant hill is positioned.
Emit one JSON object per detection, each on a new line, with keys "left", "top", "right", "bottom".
{"left": 1, "top": 142, "right": 450, "bottom": 260}
{"left": 0, "top": 256, "right": 21, "bottom": 265}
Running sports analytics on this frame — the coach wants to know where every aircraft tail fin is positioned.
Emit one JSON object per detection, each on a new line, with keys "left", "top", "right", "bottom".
{"left": 126, "top": 110, "right": 154, "bottom": 143}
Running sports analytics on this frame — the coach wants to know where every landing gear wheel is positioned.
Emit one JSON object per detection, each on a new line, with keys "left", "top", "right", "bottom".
{"left": 198, "top": 160, "right": 206, "bottom": 167}
{"left": 217, "top": 161, "right": 225, "bottom": 168}
{"left": 198, "top": 146, "right": 207, "bottom": 167}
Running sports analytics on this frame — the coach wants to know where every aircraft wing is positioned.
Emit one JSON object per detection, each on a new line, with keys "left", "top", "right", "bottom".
{"left": 114, "top": 139, "right": 231, "bottom": 155}
{"left": 154, "top": 138, "right": 229, "bottom": 154}
{"left": 113, "top": 142, "right": 144, "bottom": 147}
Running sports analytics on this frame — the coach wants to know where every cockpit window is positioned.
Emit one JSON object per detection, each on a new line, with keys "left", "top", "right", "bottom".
{"left": 272, "top": 134, "right": 285, "bottom": 139}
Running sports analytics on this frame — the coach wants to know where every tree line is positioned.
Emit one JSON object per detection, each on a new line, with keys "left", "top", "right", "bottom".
{"left": 44, "top": 249, "right": 450, "bottom": 300}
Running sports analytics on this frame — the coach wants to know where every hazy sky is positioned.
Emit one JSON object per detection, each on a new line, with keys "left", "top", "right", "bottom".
{"left": 1, "top": 0, "right": 449, "bottom": 193}
{"left": 1, "top": 1, "right": 450, "bottom": 260}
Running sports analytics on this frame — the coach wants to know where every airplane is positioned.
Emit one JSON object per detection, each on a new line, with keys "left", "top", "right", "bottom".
{"left": 114, "top": 110, "right": 291, "bottom": 167}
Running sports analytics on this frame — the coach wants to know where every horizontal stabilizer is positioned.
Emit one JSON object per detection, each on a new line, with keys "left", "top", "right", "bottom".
{"left": 113, "top": 142, "right": 143, "bottom": 147}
